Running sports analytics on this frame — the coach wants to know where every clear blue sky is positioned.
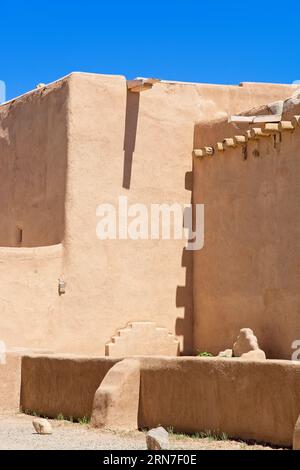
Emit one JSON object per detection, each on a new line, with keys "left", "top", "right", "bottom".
{"left": 1, "top": 0, "right": 300, "bottom": 100}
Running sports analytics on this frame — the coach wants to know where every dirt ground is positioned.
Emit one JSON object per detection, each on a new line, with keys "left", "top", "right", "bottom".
{"left": 0, "top": 414, "right": 286, "bottom": 450}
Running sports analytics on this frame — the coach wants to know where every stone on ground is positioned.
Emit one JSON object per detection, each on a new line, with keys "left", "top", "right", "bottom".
{"left": 233, "top": 328, "right": 259, "bottom": 357}
{"left": 32, "top": 418, "right": 52, "bottom": 435}
{"left": 146, "top": 426, "right": 169, "bottom": 450}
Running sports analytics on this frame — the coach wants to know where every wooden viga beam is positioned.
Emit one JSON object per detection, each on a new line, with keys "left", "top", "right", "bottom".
{"left": 263, "top": 123, "right": 280, "bottom": 134}
{"left": 127, "top": 78, "right": 160, "bottom": 92}
{"left": 248, "top": 127, "right": 271, "bottom": 139}
{"left": 233, "top": 135, "right": 248, "bottom": 146}
{"left": 263, "top": 121, "right": 296, "bottom": 134}
{"left": 223, "top": 137, "right": 236, "bottom": 148}
{"left": 216, "top": 142, "right": 225, "bottom": 151}
{"left": 222, "top": 136, "right": 249, "bottom": 149}
{"left": 278, "top": 121, "right": 295, "bottom": 131}
{"left": 193, "top": 147, "right": 214, "bottom": 158}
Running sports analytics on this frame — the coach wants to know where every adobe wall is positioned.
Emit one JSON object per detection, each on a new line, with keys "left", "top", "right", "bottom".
{"left": 0, "top": 353, "right": 21, "bottom": 413}
{"left": 0, "top": 245, "right": 63, "bottom": 351}
{"left": 0, "top": 73, "right": 295, "bottom": 355}
{"left": 0, "top": 81, "right": 68, "bottom": 247}
{"left": 20, "top": 355, "right": 300, "bottom": 446}
{"left": 138, "top": 357, "right": 300, "bottom": 446}
{"left": 21, "top": 355, "right": 120, "bottom": 418}
{"left": 61, "top": 73, "right": 295, "bottom": 355}
{"left": 193, "top": 98, "right": 300, "bottom": 359}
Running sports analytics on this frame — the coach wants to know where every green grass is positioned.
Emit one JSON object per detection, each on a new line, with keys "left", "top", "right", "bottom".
{"left": 22, "top": 408, "right": 49, "bottom": 419}
{"left": 198, "top": 430, "right": 229, "bottom": 441}
{"left": 165, "top": 426, "right": 228, "bottom": 441}
{"left": 197, "top": 351, "right": 214, "bottom": 357}
{"left": 20, "top": 407, "right": 88, "bottom": 425}
{"left": 78, "top": 416, "right": 90, "bottom": 425}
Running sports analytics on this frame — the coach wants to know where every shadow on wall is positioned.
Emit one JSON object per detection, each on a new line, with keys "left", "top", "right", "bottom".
{"left": 175, "top": 171, "right": 194, "bottom": 355}
{"left": 0, "top": 85, "right": 68, "bottom": 247}
{"left": 122, "top": 90, "right": 140, "bottom": 189}
{"left": 122, "top": 93, "right": 194, "bottom": 354}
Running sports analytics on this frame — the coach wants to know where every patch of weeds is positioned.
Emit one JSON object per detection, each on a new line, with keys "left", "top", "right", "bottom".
{"left": 23, "top": 409, "right": 48, "bottom": 419}
{"left": 197, "top": 351, "right": 213, "bottom": 357}
{"left": 198, "top": 430, "right": 229, "bottom": 441}
{"left": 78, "top": 416, "right": 90, "bottom": 425}
{"left": 143, "top": 426, "right": 229, "bottom": 443}
{"left": 166, "top": 426, "right": 174, "bottom": 435}
{"left": 56, "top": 415, "right": 75, "bottom": 423}
{"left": 55, "top": 415, "right": 87, "bottom": 424}
{"left": 239, "top": 443, "right": 248, "bottom": 450}
{"left": 173, "top": 433, "right": 191, "bottom": 441}
{"left": 166, "top": 428, "right": 199, "bottom": 441}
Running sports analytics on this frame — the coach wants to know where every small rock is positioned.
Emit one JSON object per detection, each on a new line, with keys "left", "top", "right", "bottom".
{"left": 146, "top": 426, "right": 169, "bottom": 450}
{"left": 32, "top": 418, "right": 52, "bottom": 435}
{"left": 36, "top": 83, "right": 46, "bottom": 89}
{"left": 218, "top": 349, "right": 233, "bottom": 358}
{"left": 240, "top": 349, "right": 266, "bottom": 361}
{"left": 233, "top": 328, "right": 259, "bottom": 357}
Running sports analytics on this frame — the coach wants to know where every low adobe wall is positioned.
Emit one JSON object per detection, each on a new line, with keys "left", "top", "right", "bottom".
{"left": 20, "top": 355, "right": 300, "bottom": 446}
{"left": 138, "top": 357, "right": 300, "bottom": 447}
{"left": 21, "top": 355, "right": 120, "bottom": 419}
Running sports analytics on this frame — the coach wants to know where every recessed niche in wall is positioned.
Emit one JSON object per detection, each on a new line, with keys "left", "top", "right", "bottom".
{"left": 17, "top": 226, "right": 23, "bottom": 245}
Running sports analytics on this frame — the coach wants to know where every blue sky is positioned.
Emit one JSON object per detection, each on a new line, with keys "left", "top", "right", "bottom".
{"left": 1, "top": 0, "right": 300, "bottom": 100}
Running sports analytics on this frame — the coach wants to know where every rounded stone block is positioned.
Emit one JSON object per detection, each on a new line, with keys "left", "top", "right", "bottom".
{"left": 91, "top": 358, "right": 140, "bottom": 431}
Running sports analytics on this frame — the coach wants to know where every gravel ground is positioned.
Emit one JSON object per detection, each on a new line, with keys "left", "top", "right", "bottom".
{"left": 0, "top": 414, "right": 283, "bottom": 450}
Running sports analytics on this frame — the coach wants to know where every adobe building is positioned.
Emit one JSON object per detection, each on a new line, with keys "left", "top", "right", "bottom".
{"left": 0, "top": 72, "right": 299, "bottom": 358}
{"left": 193, "top": 93, "right": 300, "bottom": 359}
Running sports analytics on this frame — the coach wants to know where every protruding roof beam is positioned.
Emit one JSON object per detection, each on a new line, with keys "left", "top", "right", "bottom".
{"left": 234, "top": 135, "right": 248, "bottom": 145}
{"left": 278, "top": 121, "right": 295, "bottom": 131}
{"left": 193, "top": 147, "right": 214, "bottom": 158}
{"left": 216, "top": 142, "right": 225, "bottom": 151}
{"left": 223, "top": 138, "right": 236, "bottom": 148}
{"left": 127, "top": 78, "right": 160, "bottom": 93}
{"left": 264, "top": 123, "right": 280, "bottom": 133}
{"left": 249, "top": 128, "right": 271, "bottom": 138}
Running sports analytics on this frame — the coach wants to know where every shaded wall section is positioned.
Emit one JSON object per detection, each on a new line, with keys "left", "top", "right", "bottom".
{"left": 0, "top": 80, "right": 68, "bottom": 351}
{"left": 0, "top": 81, "right": 68, "bottom": 247}
{"left": 193, "top": 100, "right": 300, "bottom": 359}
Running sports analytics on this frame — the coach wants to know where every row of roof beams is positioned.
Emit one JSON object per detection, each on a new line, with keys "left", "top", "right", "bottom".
{"left": 194, "top": 116, "right": 300, "bottom": 157}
